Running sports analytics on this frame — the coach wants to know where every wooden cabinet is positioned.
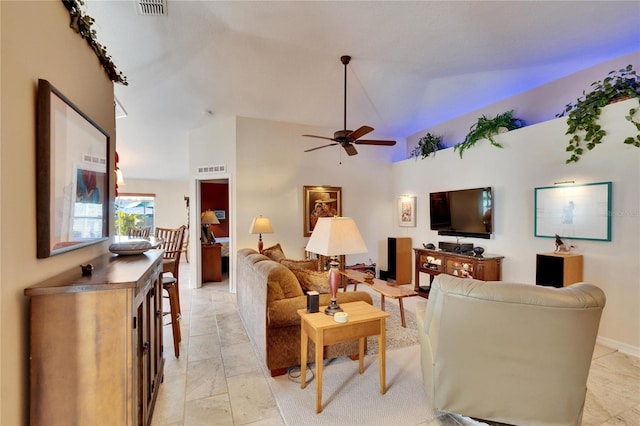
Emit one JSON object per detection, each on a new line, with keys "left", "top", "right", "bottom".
{"left": 24, "top": 250, "right": 164, "bottom": 426}
{"left": 536, "top": 252, "right": 583, "bottom": 288}
{"left": 414, "top": 248, "right": 504, "bottom": 297}
{"left": 202, "top": 243, "right": 222, "bottom": 282}
{"left": 388, "top": 237, "right": 412, "bottom": 284}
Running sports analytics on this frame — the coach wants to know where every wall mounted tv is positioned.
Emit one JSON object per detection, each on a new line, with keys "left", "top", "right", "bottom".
{"left": 429, "top": 187, "right": 493, "bottom": 239}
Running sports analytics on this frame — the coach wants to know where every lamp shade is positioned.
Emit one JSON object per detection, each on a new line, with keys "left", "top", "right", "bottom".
{"left": 201, "top": 210, "right": 220, "bottom": 225}
{"left": 249, "top": 216, "right": 273, "bottom": 234}
{"left": 305, "top": 217, "right": 367, "bottom": 256}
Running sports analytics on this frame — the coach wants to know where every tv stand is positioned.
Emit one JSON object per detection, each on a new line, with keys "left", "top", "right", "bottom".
{"left": 414, "top": 248, "right": 504, "bottom": 298}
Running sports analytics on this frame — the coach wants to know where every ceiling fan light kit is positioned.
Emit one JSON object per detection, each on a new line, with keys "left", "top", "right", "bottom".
{"left": 303, "top": 55, "right": 396, "bottom": 156}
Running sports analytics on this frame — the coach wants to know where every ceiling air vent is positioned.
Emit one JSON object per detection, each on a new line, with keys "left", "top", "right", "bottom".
{"left": 137, "top": 0, "right": 166, "bottom": 16}
{"left": 198, "top": 165, "right": 226, "bottom": 174}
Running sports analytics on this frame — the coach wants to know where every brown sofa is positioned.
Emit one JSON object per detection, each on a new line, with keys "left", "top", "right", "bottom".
{"left": 236, "top": 248, "right": 373, "bottom": 376}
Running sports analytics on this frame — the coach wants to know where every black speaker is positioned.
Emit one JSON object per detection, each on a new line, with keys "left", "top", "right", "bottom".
{"left": 379, "top": 270, "right": 389, "bottom": 280}
{"left": 536, "top": 255, "right": 563, "bottom": 288}
{"left": 388, "top": 238, "right": 397, "bottom": 279}
{"left": 306, "top": 291, "right": 319, "bottom": 313}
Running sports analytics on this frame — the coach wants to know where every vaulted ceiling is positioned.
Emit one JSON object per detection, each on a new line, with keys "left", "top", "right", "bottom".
{"left": 84, "top": 1, "right": 640, "bottom": 180}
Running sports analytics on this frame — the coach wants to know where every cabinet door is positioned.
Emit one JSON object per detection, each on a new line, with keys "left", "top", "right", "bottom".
{"left": 446, "top": 259, "right": 475, "bottom": 278}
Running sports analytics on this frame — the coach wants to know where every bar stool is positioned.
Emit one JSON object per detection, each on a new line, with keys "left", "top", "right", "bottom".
{"left": 155, "top": 225, "right": 186, "bottom": 357}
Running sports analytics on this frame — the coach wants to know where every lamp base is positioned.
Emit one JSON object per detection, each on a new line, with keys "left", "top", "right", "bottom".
{"left": 324, "top": 300, "right": 343, "bottom": 316}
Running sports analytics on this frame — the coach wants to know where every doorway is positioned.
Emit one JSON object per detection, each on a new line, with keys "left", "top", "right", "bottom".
{"left": 199, "top": 179, "right": 230, "bottom": 286}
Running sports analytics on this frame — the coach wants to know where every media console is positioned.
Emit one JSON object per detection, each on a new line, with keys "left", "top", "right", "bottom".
{"left": 414, "top": 248, "right": 504, "bottom": 298}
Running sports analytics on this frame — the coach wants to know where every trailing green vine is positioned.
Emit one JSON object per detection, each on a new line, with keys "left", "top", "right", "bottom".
{"left": 454, "top": 110, "right": 524, "bottom": 158}
{"left": 62, "top": 0, "right": 128, "bottom": 85}
{"left": 409, "top": 132, "right": 443, "bottom": 159}
{"left": 557, "top": 64, "right": 639, "bottom": 163}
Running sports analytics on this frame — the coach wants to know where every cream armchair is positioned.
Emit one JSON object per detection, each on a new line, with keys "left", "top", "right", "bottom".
{"left": 416, "top": 274, "right": 605, "bottom": 426}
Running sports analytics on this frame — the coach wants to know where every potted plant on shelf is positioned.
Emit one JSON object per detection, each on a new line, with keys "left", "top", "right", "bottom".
{"left": 409, "top": 132, "right": 443, "bottom": 159}
{"left": 454, "top": 110, "right": 525, "bottom": 158}
{"left": 557, "top": 64, "right": 640, "bottom": 163}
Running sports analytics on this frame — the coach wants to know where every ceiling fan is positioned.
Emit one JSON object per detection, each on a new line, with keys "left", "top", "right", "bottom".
{"left": 303, "top": 55, "right": 396, "bottom": 156}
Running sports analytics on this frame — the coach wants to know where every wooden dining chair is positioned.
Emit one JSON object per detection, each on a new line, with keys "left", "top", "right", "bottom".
{"left": 154, "top": 225, "right": 186, "bottom": 357}
{"left": 128, "top": 226, "right": 150, "bottom": 238}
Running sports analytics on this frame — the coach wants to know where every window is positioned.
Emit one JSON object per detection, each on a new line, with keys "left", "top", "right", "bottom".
{"left": 114, "top": 194, "right": 155, "bottom": 236}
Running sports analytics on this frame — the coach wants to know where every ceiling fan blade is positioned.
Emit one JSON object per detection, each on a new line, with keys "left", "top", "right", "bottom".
{"left": 304, "top": 143, "right": 338, "bottom": 152}
{"left": 302, "top": 134, "right": 337, "bottom": 142}
{"left": 348, "top": 126, "right": 374, "bottom": 140}
{"left": 354, "top": 139, "right": 396, "bottom": 146}
{"left": 343, "top": 144, "right": 358, "bottom": 156}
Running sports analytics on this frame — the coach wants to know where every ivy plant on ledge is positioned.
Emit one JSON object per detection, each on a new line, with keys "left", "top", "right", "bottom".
{"left": 62, "top": 0, "right": 128, "bottom": 85}
{"left": 409, "top": 132, "right": 443, "bottom": 159}
{"left": 556, "top": 64, "right": 640, "bottom": 163}
{"left": 454, "top": 110, "right": 525, "bottom": 158}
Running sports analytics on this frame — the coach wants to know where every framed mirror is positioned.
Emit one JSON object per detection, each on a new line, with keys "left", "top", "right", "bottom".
{"left": 36, "top": 79, "right": 110, "bottom": 258}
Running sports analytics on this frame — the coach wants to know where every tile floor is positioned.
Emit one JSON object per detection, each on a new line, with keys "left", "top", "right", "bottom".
{"left": 151, "top": 262, "right": 640, "bottom": 426}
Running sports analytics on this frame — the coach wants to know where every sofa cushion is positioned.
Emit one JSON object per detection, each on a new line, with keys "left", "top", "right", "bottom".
{"left": 280, "top": 258, "right": 319, "bottom": 271}
{"left": 262, "top": 243, "right": 286, "bottom": 262}
{"left": 289, "top": 267, "right": 331, "bottom": 294}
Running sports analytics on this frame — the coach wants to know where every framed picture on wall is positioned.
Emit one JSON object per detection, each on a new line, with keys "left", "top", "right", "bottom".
{"left": 36, "top": 79, "right": 110, "bottom": 258}
{"left": 398, "top": 196, "right": 416, "bottom": 227}
{"left": 214, "top": 210, "right": 226, "bottom": 220}
{"left": 303, "top": 186, "right": 342, "bottom": 237}
{"left": 534, "top": 181, "right": 612, "bottom": 241}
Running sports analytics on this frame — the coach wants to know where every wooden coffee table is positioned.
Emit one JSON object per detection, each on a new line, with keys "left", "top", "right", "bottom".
{"left": 298, "top": 301, "right": 390, "bottom": 413}
{"left": 339, "top": 269, "right": 418, "bottom": 328}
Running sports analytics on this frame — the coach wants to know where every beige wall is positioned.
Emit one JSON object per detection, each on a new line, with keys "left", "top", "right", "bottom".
{"left": 1, "top": 2, "right": 115, "bottom": 424}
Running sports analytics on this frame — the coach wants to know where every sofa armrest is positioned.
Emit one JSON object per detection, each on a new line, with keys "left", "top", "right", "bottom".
{"left": 268, "top": 297, "right": 307, "bottom": 328}
{"left": 267, "top": 291, "right": 373, "bottom": 328}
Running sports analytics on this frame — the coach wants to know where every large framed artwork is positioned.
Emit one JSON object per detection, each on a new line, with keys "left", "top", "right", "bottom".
{"left": 303, "top": 186, "right": 342, "bottom": 237}
{"left": 398, "top": 196, "right": 416, "bottom": 227}
{"left": 534, "top": 181, "right": 612, "bottom": 241}
{"left": 36, "top": 79, "right": 110, "bottom": 258}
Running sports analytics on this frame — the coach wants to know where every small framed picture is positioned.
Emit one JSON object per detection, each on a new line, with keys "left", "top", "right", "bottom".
{"left": 214, "top": 210, "right": 226, "bottom": 220}
{"left": 398, "top": 196, "right": 416, "bottom": 227}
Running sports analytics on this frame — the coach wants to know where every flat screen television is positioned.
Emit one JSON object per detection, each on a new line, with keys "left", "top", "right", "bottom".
{"left": 429, "top": 187, "right": 493, "bottom": 239}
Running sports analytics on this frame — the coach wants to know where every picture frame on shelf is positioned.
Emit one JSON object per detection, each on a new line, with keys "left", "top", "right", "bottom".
{"left": 303, "top": 185, "right": 342, "bottom": 237}
{"left": 534, "top": 181, "right": 612, "bottom": 241}
{"left": 398, "top": 196, "right": 416, "bottom": 227}
{"left": 36, "top": 79, "right": 110, "bottom": 258}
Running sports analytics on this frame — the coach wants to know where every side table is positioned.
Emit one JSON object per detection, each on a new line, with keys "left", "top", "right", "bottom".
{"left": 298, "top": 301, "right": 390, "bottom": 413}
{"left": 202, "top": 243, "right": 222, "bottom": 282}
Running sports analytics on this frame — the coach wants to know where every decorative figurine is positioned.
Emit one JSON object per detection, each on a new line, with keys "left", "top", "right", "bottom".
{"left": 554, "top": 234, "right": 574, "bottom": 253}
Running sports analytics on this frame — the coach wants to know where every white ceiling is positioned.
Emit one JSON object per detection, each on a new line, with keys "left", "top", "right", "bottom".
{"left": 84, "top": 0, "right": 640, "bottom": 181}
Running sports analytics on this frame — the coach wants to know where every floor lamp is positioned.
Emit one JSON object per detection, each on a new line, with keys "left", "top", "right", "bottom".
{"left": 249, "top": 215, "right": 273, "bottom": 253}
{"left": 305, "top": 217, "right": 367, "bottom": 315}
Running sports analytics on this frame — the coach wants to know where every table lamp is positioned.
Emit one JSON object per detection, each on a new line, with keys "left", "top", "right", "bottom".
{"left": 305, "top": 217, "right": 367, "bottom": 315}
{"left": 201, "top": 210, "right": 220, "bottom": 244}
{"left": 249, "top": 215, "right": 273, "bottom": 253}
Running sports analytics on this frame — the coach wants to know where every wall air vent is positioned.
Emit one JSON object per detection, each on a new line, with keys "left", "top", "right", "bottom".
{"left": 198, "top": 165, "right": 226, "bottom": 174}
{"left": 137, "top": 0, "right": 167, "bottom": 16}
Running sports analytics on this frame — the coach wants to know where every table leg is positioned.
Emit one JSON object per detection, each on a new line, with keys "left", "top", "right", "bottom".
{"left": 398, "top": 297, "right": 406, "bottom": 328}
{"left": 300, "top": 328, "right": 308, "bottom": 389}
{"left": 315, "top": 331, "right": 324, "bottom": 413}
{"left": 380, "top": 294, "right": 385, "bottom": 312}
{"left": 379, "top": 318, "right": 386, "bottom": 395}
{"left": 358, "top": 337, "right": 365, "bottom": 374}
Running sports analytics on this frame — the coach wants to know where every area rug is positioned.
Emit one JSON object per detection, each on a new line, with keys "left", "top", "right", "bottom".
{"left": 268, "top": 345, "right": 435, "bottom": 426}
